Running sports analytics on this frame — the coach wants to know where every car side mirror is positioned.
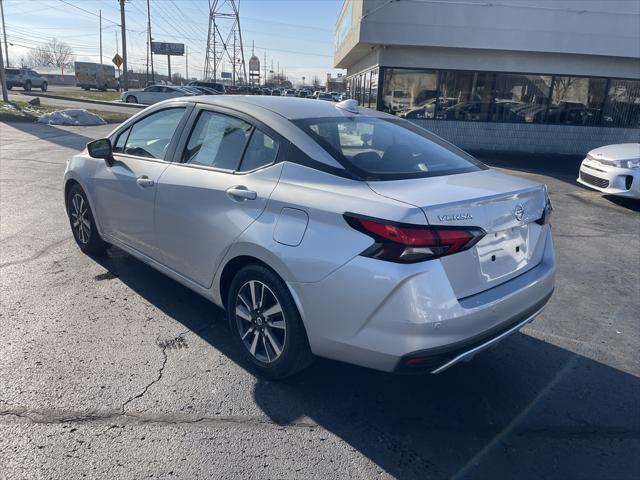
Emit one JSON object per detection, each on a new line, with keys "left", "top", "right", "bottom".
{"left": 87, "top": 138, "right": 114, "bottom": 166}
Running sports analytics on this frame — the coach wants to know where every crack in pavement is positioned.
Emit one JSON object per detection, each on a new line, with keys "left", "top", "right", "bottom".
{"left": 0, "top": 237, "right": 71, "bottom": 268}
{"left": 0, "top": 408, "right": 317, "bottom": 430}
{"left": 0, "top": 408, "right": 637, "bottom": 438}
{"left": 119, "top": 329, "right": 193, "bottom": 414}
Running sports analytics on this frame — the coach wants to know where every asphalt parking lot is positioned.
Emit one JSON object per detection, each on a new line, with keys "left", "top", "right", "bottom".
{"left": 1, "top": 121, "right": 639, "bottom": 479}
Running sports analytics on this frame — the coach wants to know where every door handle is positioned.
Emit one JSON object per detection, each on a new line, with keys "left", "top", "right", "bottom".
{"left": 226, "top": 186, "right": 257, "bottom": 202}
{"left": 136, "top": 176, "right": 154, "bottom": 188}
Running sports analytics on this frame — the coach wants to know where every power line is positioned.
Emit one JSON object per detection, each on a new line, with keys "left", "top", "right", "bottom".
{"left": 56, "top": 0, "right": 120, "bottom": 26}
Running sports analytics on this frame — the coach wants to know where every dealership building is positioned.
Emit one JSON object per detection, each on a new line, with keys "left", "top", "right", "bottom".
{"left": 334, "top": 0, "right": 640, "bottom": 154}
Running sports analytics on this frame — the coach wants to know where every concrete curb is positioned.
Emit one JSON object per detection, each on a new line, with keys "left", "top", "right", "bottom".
{"left": 19, "top": 92, "right": 145, "bottom": 109}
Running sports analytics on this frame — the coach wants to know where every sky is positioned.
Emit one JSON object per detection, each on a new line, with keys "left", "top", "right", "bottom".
{"left": 2, "top": 0, "right": 346, "bottom": 85}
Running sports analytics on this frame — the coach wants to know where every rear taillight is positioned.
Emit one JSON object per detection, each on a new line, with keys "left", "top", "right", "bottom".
{"left": 344, "top": 214, "right": 485, "bottom": 263}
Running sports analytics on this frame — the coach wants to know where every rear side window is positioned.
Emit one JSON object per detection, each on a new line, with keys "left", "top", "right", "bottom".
{"left": 238, "top": 129, "right": 279, "bottom": 172}
{"left": 294, "top": 116, "right": 486, "bottom": 180}
{"left": 123, "top": 108, "right": 186, "bottom": 159}
{"left": 5, "top": 69, "right": 19, "bottom": 75}
{"left": 182, "top": 110, "right": 252, "bottom": 170}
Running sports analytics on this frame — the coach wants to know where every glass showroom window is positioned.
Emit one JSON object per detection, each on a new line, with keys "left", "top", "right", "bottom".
{"left": 547, "top": 76, "right": 607, "bottom": 126}
{"left": 370, "top": 69, "right": 379, "bottom": 110}
{"left": 602, "top": 79, "right": 640, "bottom": 128}
{"left": 437, "top": 71, "right": 497, "bottom": 122}
{"left": 492, "top": 74, "right": 552, "bottom": 123}
{"left": 382, "top": 68, "right": 438, "bottom": 118}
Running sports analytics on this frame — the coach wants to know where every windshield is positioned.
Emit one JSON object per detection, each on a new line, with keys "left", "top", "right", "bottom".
{"left": 294, "top": 116, "right": 486, "bottom": 180}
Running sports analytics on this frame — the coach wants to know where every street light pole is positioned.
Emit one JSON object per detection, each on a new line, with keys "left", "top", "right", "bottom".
{"left": 0, "top": 31, "right": 9, "bottom": 102}
{"left": 99, "top": 9, "right": 103, "bottom": 64}
{"left": 119, "top": 0, "right": 128, "bottom": 91}
{"left": 0, "top": 0, "right": 9, "bottom": 67}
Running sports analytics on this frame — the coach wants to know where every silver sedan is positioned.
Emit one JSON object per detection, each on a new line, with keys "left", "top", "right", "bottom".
{"left": 63, "top": 96, "right": 556, "bottom": 378}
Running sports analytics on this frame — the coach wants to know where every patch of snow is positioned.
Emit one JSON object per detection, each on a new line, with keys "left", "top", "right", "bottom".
{"left": 37, "top": 109, "right": 106, "bottom": 126}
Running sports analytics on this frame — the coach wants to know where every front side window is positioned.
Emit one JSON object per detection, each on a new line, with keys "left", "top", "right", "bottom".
{"left": 238, "top": 129, "right": 279, "bottom": 172}
{"left": 182, "top": 110, "right": 252, "bottom": 170}
{"left": 295, "top": 116, "right": 486, "bottom": 180}
{"left": 122, "top": 108, "right": 186, "bottom": 159}
{"left": 113, "top": 126, "right": 131, "bottom": 153}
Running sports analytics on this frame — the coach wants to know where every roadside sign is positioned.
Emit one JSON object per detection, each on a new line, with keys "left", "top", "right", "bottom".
{"left": 112, "top": 53, "right": 123, "bottom": 68}
{"left": 151, "top": 42, "right": 184, "bottom": 56}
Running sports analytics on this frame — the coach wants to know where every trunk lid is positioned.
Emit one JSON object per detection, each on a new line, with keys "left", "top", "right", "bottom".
{"left": 368, "top": 169, "right": 548, "bottom": 298}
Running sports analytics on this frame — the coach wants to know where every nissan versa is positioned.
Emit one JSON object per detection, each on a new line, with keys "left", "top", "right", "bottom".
{"left": 63, "top": 96, "right": 556, "bottom": 379}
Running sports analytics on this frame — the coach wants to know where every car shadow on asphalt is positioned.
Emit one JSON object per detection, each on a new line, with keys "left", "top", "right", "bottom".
{"left": 91, "top": 246, "right": 639, "bottom": 480}
{"left": 2, "top": 120, "right": 99, "bottom": 151}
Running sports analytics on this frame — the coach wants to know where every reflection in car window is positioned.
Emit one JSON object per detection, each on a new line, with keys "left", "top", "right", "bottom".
{"left": 113, "top": 126, "right": 131, "bottom": 153}
{"left": 182, "top": 111, "right": 252, "bottom": 170}
{"left": 123, "top": 108, "right": 185, "bottom": 160}
{"left": 238, "top": 129, "right": 279, "bottom": 172}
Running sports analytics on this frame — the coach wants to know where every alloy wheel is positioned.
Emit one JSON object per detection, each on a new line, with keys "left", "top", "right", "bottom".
{"left": 70, "top": 193, "right": 91, "bottom": 244}
{"left": 235, "top": 280, "right": 286, "bottom": 363}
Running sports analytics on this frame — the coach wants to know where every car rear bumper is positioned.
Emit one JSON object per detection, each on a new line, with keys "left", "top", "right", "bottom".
{"left": 290, "top": 226, "right": 556, "bottom": 373}
{"left": 578, "top": 159, "right": 640, "bottom": 198}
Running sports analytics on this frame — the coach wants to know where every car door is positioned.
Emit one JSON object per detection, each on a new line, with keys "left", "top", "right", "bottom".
{"left": 154, "top": 107, "right": 284, "bottom": 288}
{"left": 91, "top": 105, "right": 190, "bottom": 260}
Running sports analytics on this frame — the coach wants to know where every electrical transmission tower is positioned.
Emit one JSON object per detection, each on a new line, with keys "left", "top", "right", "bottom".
{"left": 204, "top": 0, "right": 247, "bottom": 85}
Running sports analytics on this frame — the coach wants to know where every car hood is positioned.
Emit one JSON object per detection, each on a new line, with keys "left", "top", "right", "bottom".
{"left": 588, "top": 143, "right": 640, "bottom": 162}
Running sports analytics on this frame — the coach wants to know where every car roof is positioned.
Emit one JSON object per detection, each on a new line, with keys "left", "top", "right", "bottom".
{"left": 187, "top": 95, "right": 389, "bottom": 121}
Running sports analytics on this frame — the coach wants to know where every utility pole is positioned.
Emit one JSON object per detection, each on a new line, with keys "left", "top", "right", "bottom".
{"left": 119, "top": 0, "right": 128, "bottom": 91}
{"left": 263, "top": 51, "right": 266, "bottom": 87}
{"left": 232, "top": 31, "right": 236, "bottom": 86}
{"left": 167, "top": 54, "right": 171, "bottom": 83}
{"left": 0, "top": 30, "right": 8, "bottom": 102}
{"left": 1, "top": 0, "right": 9, "bottom": 67}
{"left": 115, "top": 31, "right": 121, "bottom": 80}
{"left": 99, "top": 9, "right": 103, "bottom": 64}
{"left": 185, "top": 45, "right": 188, "bottom": 80}
{"left": 147, "top": 0, "right": 154, "bottom": 83}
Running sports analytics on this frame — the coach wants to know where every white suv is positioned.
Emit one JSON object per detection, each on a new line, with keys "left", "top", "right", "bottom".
{"left": 4, "top": 68, "right": 48, "bottom": 92}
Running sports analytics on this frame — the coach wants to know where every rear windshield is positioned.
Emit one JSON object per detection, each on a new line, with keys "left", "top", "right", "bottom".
{"left": 294, "top": 116, "right": 487, "bottom": 180}
{"left": 4, "top": 68, "right": 19, "bottom": 75}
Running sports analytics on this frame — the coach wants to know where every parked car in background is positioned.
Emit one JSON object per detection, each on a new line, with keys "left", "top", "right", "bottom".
{"left": 403, "top": 97, "right": 457, "bottom": 119}
{"left": 74, "top": 62, "right": 118, "bottom": 91}
{"left": 187, "top": 80, "right": 226, "bottom": 94}
{"left": 4, "top": 68, "right": 48, "bottom": 92}
{"left": 316, "top": 92, "right": 334, "bottom": 101}
{"left": 64, "top": 96, "right": 555, "bottom": 379}
{"left": 120, "top": 85, "right": 196, "bottom": 105}
{"left": 271, "top": 89, "right": 281, "bottom": 96}
{"left": 181, "top": 86, "right": 218, "bottom": 96}
{"left": 262, "top": 88, "right": 271, "bottom": 95}
{"left": 578, "top": 143, "right": 640, "bottom": 199}
{"left": 297, "top": 90, "right": 309, "bottom": 98}
{"left": 330, "top": 91, "right": 340, "bottom": 101}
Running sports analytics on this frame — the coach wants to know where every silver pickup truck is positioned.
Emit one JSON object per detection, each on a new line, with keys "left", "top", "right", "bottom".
{"left": 4, "top": 68, "right": 48, "bottom": 92}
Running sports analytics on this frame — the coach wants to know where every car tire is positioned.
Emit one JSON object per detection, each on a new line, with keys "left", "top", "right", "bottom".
{"left": 125, "top": 95, "right": 138, "bottom": 103}
{"left": 24, "top": 80, "right": 32, "bottom": 92}
{"left": 66, "top": 184, "right": 109, "bottom": 256}
{"left": 227, "top": 265, "right": 314, "bottom": 379}
{"left": 41, "top": 82, "right": 48, "bottom": 92}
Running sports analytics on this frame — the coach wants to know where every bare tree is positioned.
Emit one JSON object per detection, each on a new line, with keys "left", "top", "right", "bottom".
{"left": 312, "top": 75, "right": 321, "bottom": 89}
{"left": 552, "top": 76, "right": 578, "bottom": 104}
{"left": 28, "top": 38, "right": 75, "bottom": 69}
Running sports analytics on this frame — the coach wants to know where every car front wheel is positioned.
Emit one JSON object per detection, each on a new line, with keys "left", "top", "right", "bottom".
{"left": 125, "top": 95, "right": 138, "bottom": 103}
{"left": 227, "top": 265, "right": 314, "bottom": 379}
{"left": 24, "top": 81, "right": 32, "bottom": 92}
{"left": 67, "top": 184, "right": 109, "bottom": 255}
